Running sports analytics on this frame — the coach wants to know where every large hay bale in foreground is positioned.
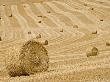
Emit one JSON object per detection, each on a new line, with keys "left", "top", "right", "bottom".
{"left": 6, "top": 40, "right": 49, "bottom": 77}
{"left": 86, "top": 46, "right": 99, "bottom": 57}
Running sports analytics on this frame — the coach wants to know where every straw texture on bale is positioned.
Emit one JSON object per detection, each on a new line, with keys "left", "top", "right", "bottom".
{"left": 6, "top": 40, "right": 49, "bottom": 77}
{"left": 86, "top": 47, "right": 99, "bottom": 57}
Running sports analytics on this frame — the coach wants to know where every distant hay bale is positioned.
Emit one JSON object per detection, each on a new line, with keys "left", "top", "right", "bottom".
{"left": 106, "top": 41, "right": 110, "bottom": 46}
{"left": 28, "top": 31, "right": 31, "bottom": 34}
{"left": 73, "top": 25, "right": 78, "bottom": 28}
{"left": 0, "top": 37, "right": 2, "bottom": 41}
{"left": 6, "top": 40, "right": 49, "bottom": 77}
{"left": 92, "top": 30, "right": 97, "bottom": 34}
{"left": 2, "top": 4, "right": 5, "bottom": 6}
{"left": 100, "top": 19, "right": 103, "bottom": 21}
{"left": 38, "top": 15, "right": 42, "bottom": 17}
{"left": 86, "top": 46, "right": 99, "bottom": 57}
{"left": 43, "top": 40, "right": 48, "bottom": 45}
{"left": 38, "top": 21, "right": 42, "bottom": 23}
{"left": 23, "top": 5, "right": 26, "bottom": 7}
{"left": 36, "top": 34, "right": 41, "bottom": 39}
{"left": 90, "top": 8, "right": 94, "bottom": 10}
{"left": 60, "top": 29, "right": 63, "bottom": 32}
{"left": 9, "top": 14, "right": 12, "bottom": 17}
{"left": 47, "top": 11, "right": 51, "bottom": 13}
{"left": 84, "top": 3, "right": 87, "bottom": 6}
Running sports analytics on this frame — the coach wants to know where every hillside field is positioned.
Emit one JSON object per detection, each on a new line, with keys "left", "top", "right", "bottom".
{"left": 0, "top": 0, "right": 110, "bottom": 82}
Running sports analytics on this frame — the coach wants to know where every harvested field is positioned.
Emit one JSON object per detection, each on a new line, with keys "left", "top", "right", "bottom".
{"left": 0, "top": 0, "right": 110, "bottom": 82}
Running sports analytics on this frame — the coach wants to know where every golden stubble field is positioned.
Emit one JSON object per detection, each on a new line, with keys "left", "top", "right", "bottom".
{"left": 0, "top": 0, "right": 110, "bottom": 82}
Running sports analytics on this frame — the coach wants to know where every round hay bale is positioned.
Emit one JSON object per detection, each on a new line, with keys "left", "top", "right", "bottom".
{"left": 6, "top": 40, "right": 49, "bottom": 77}
{"left": 106, "top": 41, "right": 110, "bottom": 46}
{"left": 84, "top": 3, "right": 87, "bottom": 6}
{"left": 38, "top": 21, "right": 42, "bottom": 23}
{"left": 90, "top": 8, "right": 94, "bottom": 10}
{"left": 36, "top": 34, "right": 41, "bottom": 39}
{"left": 60, "top": 29, "right": 63, "bottom": 32}
{"left": 92, "top": 30, "right": 97, "bottom": 34}
{"left": 86, "top": 46, "right": 99, "bottom": 57}
{"left": 43, "top": 40, "right": 48, "bottom": 45}
{"left": 73, "top": 25, "right": 78, "bottom": 28}
{"left": 9, "top": 14, "right": 12, "bottom": 17}
{"left": 100, "top": 19, "right": 103, "bottom": 21}
{"left": 28, "top": 31, "right": 31, "bottom": 34}
{"left": 0, "top": 37, "right": 2, "bottom": 41}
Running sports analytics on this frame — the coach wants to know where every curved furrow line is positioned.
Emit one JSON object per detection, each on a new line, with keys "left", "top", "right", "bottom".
{"left": 4, "top": 5, "right": 20, "bottom": 28}
{"left": 11, "top": 5, "right": 36, "bottom": 40}
{"left": 53, "top": 1, "right": 109, "bottom": 34}
{"left": 12, "top": 30, "right": 24, "bottom": 40}
{"left": 49, "top": 51, "right": 110, "bottom": 68}
{"left": 36, "top": 2, "right": 89, "bottom": 45}
{"left": 48, "top": 29, "right": 84, "bottom": 46}
{"left": 0, "top": 5, "right": 11, "bottom": 28}
{"left": 46, "top": 2, "right": 98, "bottom": 32}
{"left": 96, "top": 0, "right": 110, "bottom": 3}
{"left": 39, "top": 1, "right": 90, "bottom": 32}
{"left": 61, "top": 0, "right": 84, "bottom": 10}
{"left": 33, "top": 28, "right": 61, "bottom": 40}
{"left": 76, "top": 0, "right": 110, "bottom": 9}
{"left": 42, "top": 1, "right": 105, "bottom": 52}
{"left": 43, "top": 29, "right": 63, "bottom": 40}
{"left": 0, "top": 5, "right": 25, "bottom": 47}
{"left": 47, "top": 36, "right": 98, "bottom": 55}
{"left": 28, "top": 3, "right": 58, "bottom": 28}
{"left": 77, "top": 0, "right": 110, "bottom": 13}
{"left": 33, "top": 3, "right": 76, "bottom": 43}
{"left": 36, "top": 4, "right": 80, "bottom": 44}
{"left": 0, "top": 6, "right": 15, "bottom": 42}
{"left": 72, "top": 0, "right": 110, "bottom": 32}
{"left": 86, "top": 0, "right": 110, "bottom": 7}
{"left": 34, "top": 3, "right": 66, "bottom": 29}
{"left": 33, "top": 28, "right": 50, "bottom": 38}
{"left": 50, "top": 50, "right": 110, "bottom": 65}
{"left": 60, "top": 0, "right": 110, "bottom": 32}
{"left": 17, "top": 4, "right": 38, "bottom": 28}
{"left": 0, "top": 30, "right": 22, "bottom": 48}
{"left": 55, "top": 1, "right": 99, "bottom": 22}
{"left": 47, "top": 33, "right": 109, "bottom": 55}
{"left": 46, "top": 25, "right": 84, "bottom": 43}
{"left": 50, "top": 56, "right": 110, "bottom": 73}
{"left": 0, "top": 7, "right": 1, "bottom": 26}
{"left": 1, "top": 30, "right": 13, "bottom": 41}
{"left": 73, "top": 1, "right": 110, "bottom": 31}
{"left": 42, "top": 29, "right": 64, "bottom": 39}
{"left": 52, "top": 1, "right": 95, "bottom": 30}
{"left": 42, "top": 3, "right": 74, "bottom": 27}
{"left": 52, "top": 1, "right": 94, "bottom": 24}
{"left": 22, "top": 4, "right": 50, "bottom": 28}
{"left": 79, "top": 0, "right": 110, "bottom": 17}
{"left": 48, "top": 35, "right": 104, "bottom": 54}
